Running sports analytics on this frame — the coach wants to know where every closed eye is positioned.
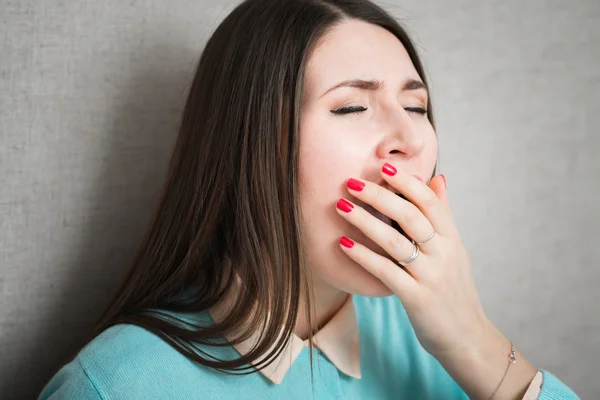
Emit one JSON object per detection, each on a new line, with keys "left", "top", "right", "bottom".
{"left": 330, "top": 106, "right": 427, "bottom": 115}
{"left": 404, "top": 107, "right": 427, "bottom": 115}
{"left": 330, "top": 105, "right": 367, "bottom": 115}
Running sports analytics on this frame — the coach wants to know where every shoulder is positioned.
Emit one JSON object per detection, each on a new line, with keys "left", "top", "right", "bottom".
{"left": 37, "top": 324, "right": 146, "bottom": 399}
{"left": 38, "top": 323, "right": 241, "bottom": 400}
{"left": 38, "top": 324, "right": 172, "bottom": 400}
{"left": 78, "top": 323, "right": 171, "bottom": 367}
{"left": 37, "top": 355, "right": 102, "bottom": 400}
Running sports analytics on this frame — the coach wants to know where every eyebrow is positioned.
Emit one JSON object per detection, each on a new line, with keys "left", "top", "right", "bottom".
{"left": 319, "top": 77, "right": 428, "bottom": 98}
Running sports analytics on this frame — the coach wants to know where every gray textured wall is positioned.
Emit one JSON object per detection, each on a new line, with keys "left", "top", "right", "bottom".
{"left": 1, "top": 1, "right": 598, "bottom": 399}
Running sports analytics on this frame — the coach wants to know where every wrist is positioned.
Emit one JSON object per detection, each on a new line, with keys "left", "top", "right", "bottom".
{"left": 435, "top": 320, "right": 538, "bottom": 400}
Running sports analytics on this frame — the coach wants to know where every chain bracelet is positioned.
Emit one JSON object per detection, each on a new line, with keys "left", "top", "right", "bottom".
{"left": 488, "top": 342, "right": 517, "bottom": 400}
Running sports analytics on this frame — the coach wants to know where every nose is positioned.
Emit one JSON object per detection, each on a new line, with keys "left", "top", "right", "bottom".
{"left": 374, "top": 110, "right": 426, "bottom": 160}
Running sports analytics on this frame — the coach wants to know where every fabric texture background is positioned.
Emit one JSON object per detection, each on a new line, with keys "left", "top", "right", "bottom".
{"left": 1, "top": 1, "right": 598, "bottom": 399}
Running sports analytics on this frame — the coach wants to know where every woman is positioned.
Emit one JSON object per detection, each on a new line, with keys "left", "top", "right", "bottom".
{"left": 39, "top": 0, "right": 580, "bottom": 398}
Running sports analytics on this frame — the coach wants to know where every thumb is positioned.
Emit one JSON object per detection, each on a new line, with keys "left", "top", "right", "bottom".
{"left": 429, "top": 174, "right": 454, "bottom": 223}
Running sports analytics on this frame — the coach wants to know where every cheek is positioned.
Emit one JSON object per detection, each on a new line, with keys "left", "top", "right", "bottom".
{"left": 297, "top": 120, "right": 364, "bottom": 244}
{"left": 298, "top": 143, "right": 344, "bottom": 225}
{"left": 298, "top": 123, "right": 363, "bottom": 201}
{"left": 419, "top": 124, "right": 438, "bottom": 175}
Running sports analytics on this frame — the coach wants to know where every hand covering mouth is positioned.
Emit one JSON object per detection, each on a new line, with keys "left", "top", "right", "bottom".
{"left": 363, "top": 203, "right": 392, "bottom": 226}
{"left": 360, "top": 192, "right": 410, "bottom": 240}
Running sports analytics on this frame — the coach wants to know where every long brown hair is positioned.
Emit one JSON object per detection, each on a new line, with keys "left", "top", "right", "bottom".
{"left": 87, "top": 0, "right": 436, "bottom": 380}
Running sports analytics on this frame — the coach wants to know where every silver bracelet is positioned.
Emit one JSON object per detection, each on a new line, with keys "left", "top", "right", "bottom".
{"left": 488, "top": 342, "right": 517, "bottom": 400}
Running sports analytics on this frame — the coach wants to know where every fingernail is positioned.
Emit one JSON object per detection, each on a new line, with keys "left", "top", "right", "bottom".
{"left": 440, "top": 174, "right": 447, "bottom": 188}
{"left": 340, "top": 236, "right": 354, "bottom": 248}
{"left": 382, "top": 163, "right": 397, "bottom": 176}
{"left": 347, "top": 178, "right": 365, "bottom": 191}
{"left": 336, "top": 198, "right": 354, "bottom": 213}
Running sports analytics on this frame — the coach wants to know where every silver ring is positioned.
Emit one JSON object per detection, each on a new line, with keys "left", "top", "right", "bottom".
{"left": 415, "top": 230, "right": 436, "bottom": 245}
{"left": 398, "top": 240, "right": 420, "bottom": 266}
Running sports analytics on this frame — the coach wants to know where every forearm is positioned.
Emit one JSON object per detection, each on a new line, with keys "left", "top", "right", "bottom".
{"left": 436, "top": 319, "right": 538, "bottom": 400}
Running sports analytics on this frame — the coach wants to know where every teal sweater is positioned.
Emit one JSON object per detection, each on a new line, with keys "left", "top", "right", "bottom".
{"left": 39, "top": 295, "right": 579, "bottom": 399}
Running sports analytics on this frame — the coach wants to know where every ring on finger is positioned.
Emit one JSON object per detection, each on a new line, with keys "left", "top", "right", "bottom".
{"left": 398, "top": 239, "right": 420, "bottom": 266}
{"left": 415, "top": 230, "right": 436, "bottom": 245}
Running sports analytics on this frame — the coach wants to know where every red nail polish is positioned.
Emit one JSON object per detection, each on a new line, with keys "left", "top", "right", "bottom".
{"left": 382, "top": 163, "right": 397, "bottom": 176}
{"left": 347, "top": 178, "right": 365, "bottom": 191}
{"left": 441, "top": 174, "right": 447, "bottom": 188}
{"left": 340, "top": 236, "right": 354, "bottom": 248}
{"left": 336, "top": 198, "right": 354, "bottom": 213}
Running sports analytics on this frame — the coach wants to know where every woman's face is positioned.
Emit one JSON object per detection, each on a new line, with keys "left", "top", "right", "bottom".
{"left": 299, "top": 19, "right": 438, "bottom": 297}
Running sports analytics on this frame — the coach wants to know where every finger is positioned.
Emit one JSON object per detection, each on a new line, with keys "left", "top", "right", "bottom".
{"left": 344, "top": 179, "right": 437, "bottom": 252}
{"left": 336, "top": 197, "right": 422, "bottom": 263}
{"left": 339, "top": 235, "right": 419, "bottom": 297}
{"left": 428, "top": 174, "right": 455, "bottom": 225}
{"left": 381, "top": 162, "right": 457, "bottom": 237}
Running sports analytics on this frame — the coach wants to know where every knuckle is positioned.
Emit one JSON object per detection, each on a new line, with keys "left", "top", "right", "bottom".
{"left": 422, "top": 192, "right": 438, "bottom": 208}
{"left": 404, "top": 210, "right": 420, "bottom": 226}
{"left": 372, "top": 262, "right": 386, "bottom": 278}
{"left": 376, "top": 261, "right": 395, "bottom": 282}
{"left": 373, "top": 185, "right": 385, "bottom": 200}
{"left": 388, "top": 231, "right": 406, "bottom": 252}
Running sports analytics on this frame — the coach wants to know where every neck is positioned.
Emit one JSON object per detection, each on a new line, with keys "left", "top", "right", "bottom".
{"left": 294, "top": 276, "right": 349, "bottom": 341}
